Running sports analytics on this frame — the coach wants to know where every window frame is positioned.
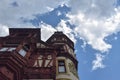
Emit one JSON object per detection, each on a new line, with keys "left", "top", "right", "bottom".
{"left": 58, "top": 60, "right": 66, "bottom": 73}
{"left": 18, "top": 44, "right": 30, "bottom": 57}
{"left": 18, "top": 48, "right": 26, "bottom": 57}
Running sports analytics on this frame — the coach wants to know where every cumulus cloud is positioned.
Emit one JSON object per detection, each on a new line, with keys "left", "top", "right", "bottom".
{"left": 64, "top": 0, "right": 120, "bottom": 53}
{"left": 65, "top": 10, "right": 120, "bottom": 70}
{"left": 65, "top": 0, "right": 120, "bottom": 70}
{"left": 67, "top": 10, "right": 120, "bottom": 53}
{"left": 92, "top": 54, "right": 105, "bottom": 70}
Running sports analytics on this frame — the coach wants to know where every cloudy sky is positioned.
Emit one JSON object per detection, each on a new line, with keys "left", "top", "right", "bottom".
{"left": 0, "top": 0, "right": 120, "bottom": 80}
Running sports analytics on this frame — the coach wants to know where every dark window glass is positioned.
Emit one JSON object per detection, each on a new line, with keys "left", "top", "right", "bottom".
{"left": 23, "top": 44, "right": 30, "bottom": 51}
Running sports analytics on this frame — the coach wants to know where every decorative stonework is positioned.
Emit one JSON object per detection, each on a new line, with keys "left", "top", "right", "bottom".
{"left": 68, "top": 62, "right": 79, "bottom": 78}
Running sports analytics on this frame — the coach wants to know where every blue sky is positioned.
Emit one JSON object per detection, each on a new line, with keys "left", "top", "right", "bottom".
{"left": 0, "top": 0, "right": 120, "bottom": 80}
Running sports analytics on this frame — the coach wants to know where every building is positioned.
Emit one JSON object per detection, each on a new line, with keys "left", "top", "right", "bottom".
{"left": 0, "top": 28, "right": 79, "bottom": 80}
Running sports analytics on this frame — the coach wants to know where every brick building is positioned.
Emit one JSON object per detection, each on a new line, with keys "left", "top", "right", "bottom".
{"left": 0, "top": 28, "right": 79, "bottom": 80}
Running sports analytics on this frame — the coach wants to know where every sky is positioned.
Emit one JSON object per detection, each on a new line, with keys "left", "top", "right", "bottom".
{"left": 0, "top": 0, "right": 120, "bottom": 80}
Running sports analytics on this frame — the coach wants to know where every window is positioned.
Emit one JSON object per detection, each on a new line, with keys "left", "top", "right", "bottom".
{"left": 58, "top": 60, "right": 66, "bottom": 73}
{"left": 18, "top": 44, "right": 30, "bottom": 57}
{"left": 8, "top": 48, "right": 16, "bottom": 51}
{"left": 23, "top": 44, "right": 30, "bottom": 51}
{"left": 0, "top": 48, "right": 8, "bottom": 51}
{"left": 18, "top": 49, "right": 26, "bottom": 57}
{"left": 0, "top": 47, "right": 16, "bottom": 52}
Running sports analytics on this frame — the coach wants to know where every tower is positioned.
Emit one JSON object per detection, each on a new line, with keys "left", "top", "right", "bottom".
{"left": 47, "top": 31, "right": 79, "bottom": 80}
{"left": 0, "top": 28, "right": 79, "bottom": 80}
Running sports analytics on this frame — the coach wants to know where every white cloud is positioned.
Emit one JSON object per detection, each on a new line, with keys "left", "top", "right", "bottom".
{"left": 57, "top": 11, "right": 62, "bottom": 16}
{"left": 56, "top": 20, "right": 77, "bottom": 43}
{"left": 92, "top": 54, "right": 105, "bottom": 70}
{"left": 39, "top": 23, "right": 56, "bottom": 41}
{"left": 65, "top": 0, "right": 120, "bottom": 53}
{"left": 46, "top": 6, "right": 54, "bottom": 11}
{"left": 68, "top": 0, "right": 115, "bottom": 19}
{"left": 0, "top": 24, "right": 9, "bottom": 37}
{"left": 67, "top": 10, "right": 120, "bottom": 53}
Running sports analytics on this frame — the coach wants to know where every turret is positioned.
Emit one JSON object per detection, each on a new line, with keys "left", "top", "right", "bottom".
{"left": 47, "top": 31, "right": 79, "bottom": 80}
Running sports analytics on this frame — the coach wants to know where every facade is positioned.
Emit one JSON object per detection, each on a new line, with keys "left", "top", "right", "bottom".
{"left": 0, "top": 28, "right": 79, "bottom": 80}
